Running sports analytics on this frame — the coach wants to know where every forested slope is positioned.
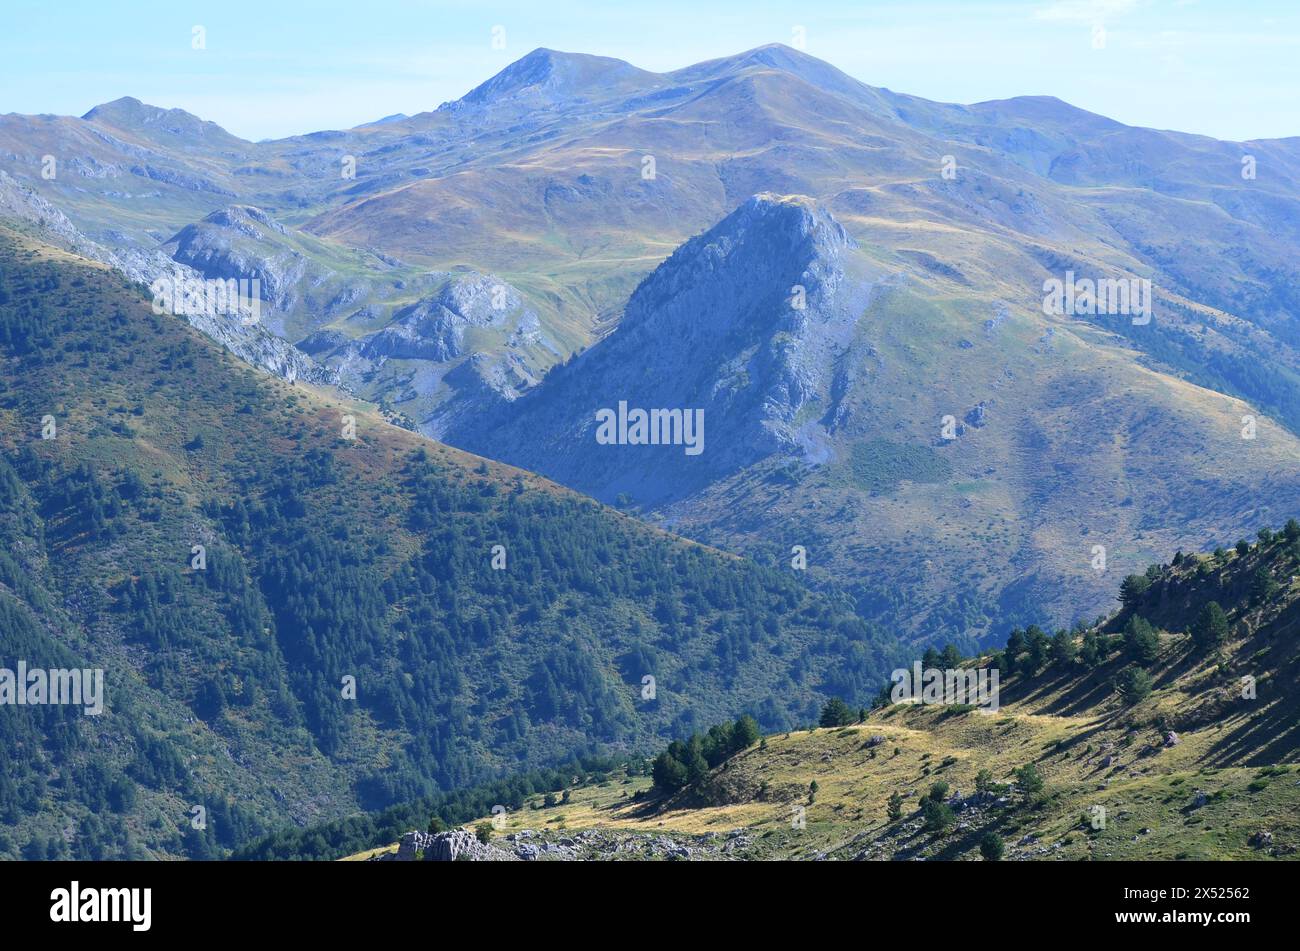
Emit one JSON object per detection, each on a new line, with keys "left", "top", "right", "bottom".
{"left": 0, "top": 230, "right": 895, "bottom": 858}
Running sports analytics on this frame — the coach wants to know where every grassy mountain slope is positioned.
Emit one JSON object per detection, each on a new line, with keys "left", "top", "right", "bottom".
{"left": 451, "top": 193, "right": 1300, "bottom": 647}
{"left": 0, "top": 229, "right": 895, "bottom": 859}
{"left": 347, "top": 527, "right": 1300, "bottom": 861}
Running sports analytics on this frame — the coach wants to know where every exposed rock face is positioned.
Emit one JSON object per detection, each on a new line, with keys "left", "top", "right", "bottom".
{"left": 297, "top": 272, "right": 551, "bottom": 438}
{"left": 359, "top": 275, "right": 525, "bottom": 363}
{"left": 155, "top": 204, "right": 555, "bottom": 425}
{"left": 430, "top": 830, "right": 515, "bottom": 861}
{"left": 394, "top": 830, "right": 435, "bottom": 860}
{"left": 164, "top": 205, "right": 311, "bottom": 312}
{"left": 447, "top": 193, "right": 868, "bottom": 506}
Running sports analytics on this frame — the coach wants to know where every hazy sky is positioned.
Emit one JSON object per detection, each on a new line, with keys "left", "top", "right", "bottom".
{"left": 3, "top": 0, "right": 1296, "bottom": 142}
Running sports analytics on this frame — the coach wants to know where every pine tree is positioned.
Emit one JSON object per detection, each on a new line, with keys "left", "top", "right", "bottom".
{"left": 979, "top": 831, "right": 1004, "bottom": 861}
{"left": 1252, "top": 566, "right": 1280, "bottom": 603}
{"left": 1190, "top": 601, "right": 1229, "bottom": 650}
{"left": 1004, "top": 628, "right": 1026, "bottom": 675}
{"left": 1015, "top": 763, "right": 1045, "bottom": 802}
{"left": 1050, "top": 630, "right": 1075, "bottom": 667}
{"left": 1024, "top": 625, "right": 1051, "bottom": 674}
{"left": 1119, "top": 573, "right": 1151, "bottom": 606}
{"left": 922, "top": 797, "right": 956, "bottom": 833}
{"left": 887, "top": 791, "right": 903, "bottom": 821}
{"left": 1114, "top": 665, "right": 1153, "bottom": 705}
{"left": 1080, "top": 629, "right": 1105, "bottom": 667}
{"left": 819, "top": 697, "right": 855, "bottom": 728}
{"left": 1123, "top": 615, "right": 1159, "bottom": 665}
{"left": 731, "top": 715, "right": 761, "bottom": 751}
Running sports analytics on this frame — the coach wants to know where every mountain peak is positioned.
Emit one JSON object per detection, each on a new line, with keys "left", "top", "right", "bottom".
{"left": 706, "top": 192, "right": 851, "bottom": 258}
{"left": 453, "top": 48, "right": 658, "bottom": 109}
{"left": 668, "top": 43, "right": 877, "bottom": 103}
{"left": 446, "top": 193, "right": 860, "bottom": 505}
{"left": 82, "top": 97, "right": 244, "bottom": 143}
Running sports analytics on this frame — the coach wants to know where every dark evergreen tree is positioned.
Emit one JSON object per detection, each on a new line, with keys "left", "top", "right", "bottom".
{"left": 979, "top": 831, "right": 1004, "bottom": 861}
{"left": 1190, "top": 601, "right": 1230, "bottom": 650}
{"left": 1114, "top": 665, "right": 1153, "bottom": 705}
{"left": 1123, "top": 615, "right": 1159, "bottom": 665}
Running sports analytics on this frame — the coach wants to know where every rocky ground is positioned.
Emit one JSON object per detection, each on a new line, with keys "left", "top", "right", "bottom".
{"left": 379, "top": 827, "right": 757, "bottom": 862}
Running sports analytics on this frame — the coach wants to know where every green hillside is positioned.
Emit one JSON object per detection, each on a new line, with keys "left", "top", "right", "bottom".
{"left": 0, "top": 230, "right": 896, "bottom": 859}
{"left": 333, "top": 525, "right": 1300, "bottom": 861}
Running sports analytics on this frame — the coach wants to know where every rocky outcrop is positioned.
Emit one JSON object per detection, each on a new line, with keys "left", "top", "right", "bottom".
{"left": 381, "top": 827, "right": 730, "bottom": 862}
{"left": 390, "top": 830, "right": 517, "bottom": 862}
{"left": 164, "top": 205, "right": 312, "bottom": 311}
{"left": 446, "top": 193, "right": 868, "bottom": 506}
{"left": 358, "top": 275, "right": 525, "bottom": 363}
{"left": 297, "top": 272, "right": 551, "bottom": 437}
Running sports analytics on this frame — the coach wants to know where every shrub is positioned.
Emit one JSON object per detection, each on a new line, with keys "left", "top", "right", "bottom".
{"left": 887, "top": 791, "right": 903, "bottom": 821}
{"left": 979, "top": 831, "right": 1004, "bottom": 861}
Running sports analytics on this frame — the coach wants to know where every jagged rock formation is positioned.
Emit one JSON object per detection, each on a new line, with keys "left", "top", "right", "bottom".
{"left": 164, "top": 206, "right": 304, "bottom": 310}
{"left": 390, "top": 830, "right": 517, "bottom": 862}
{"left": 292, "top": 270, "right": 554, "bottom": 437}
{"left": 447, "top": 193, "right": 869, "bottom": 506}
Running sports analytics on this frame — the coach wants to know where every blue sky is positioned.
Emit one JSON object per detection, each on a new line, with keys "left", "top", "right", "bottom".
{"left": 2, "top": 0, "right": 1296, "bottom": 141}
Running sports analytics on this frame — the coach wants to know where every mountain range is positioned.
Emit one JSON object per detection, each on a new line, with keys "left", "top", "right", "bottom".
{"left": 3, "top": 43, "right": 1298, "bottom": 644}
{"left": 2, "top": 42, "right": 1299, "bottom": 861}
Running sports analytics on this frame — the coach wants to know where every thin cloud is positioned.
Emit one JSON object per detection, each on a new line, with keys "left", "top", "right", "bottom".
{"left": 1034, "top": 0, "right": 1140, "bottom": 21}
